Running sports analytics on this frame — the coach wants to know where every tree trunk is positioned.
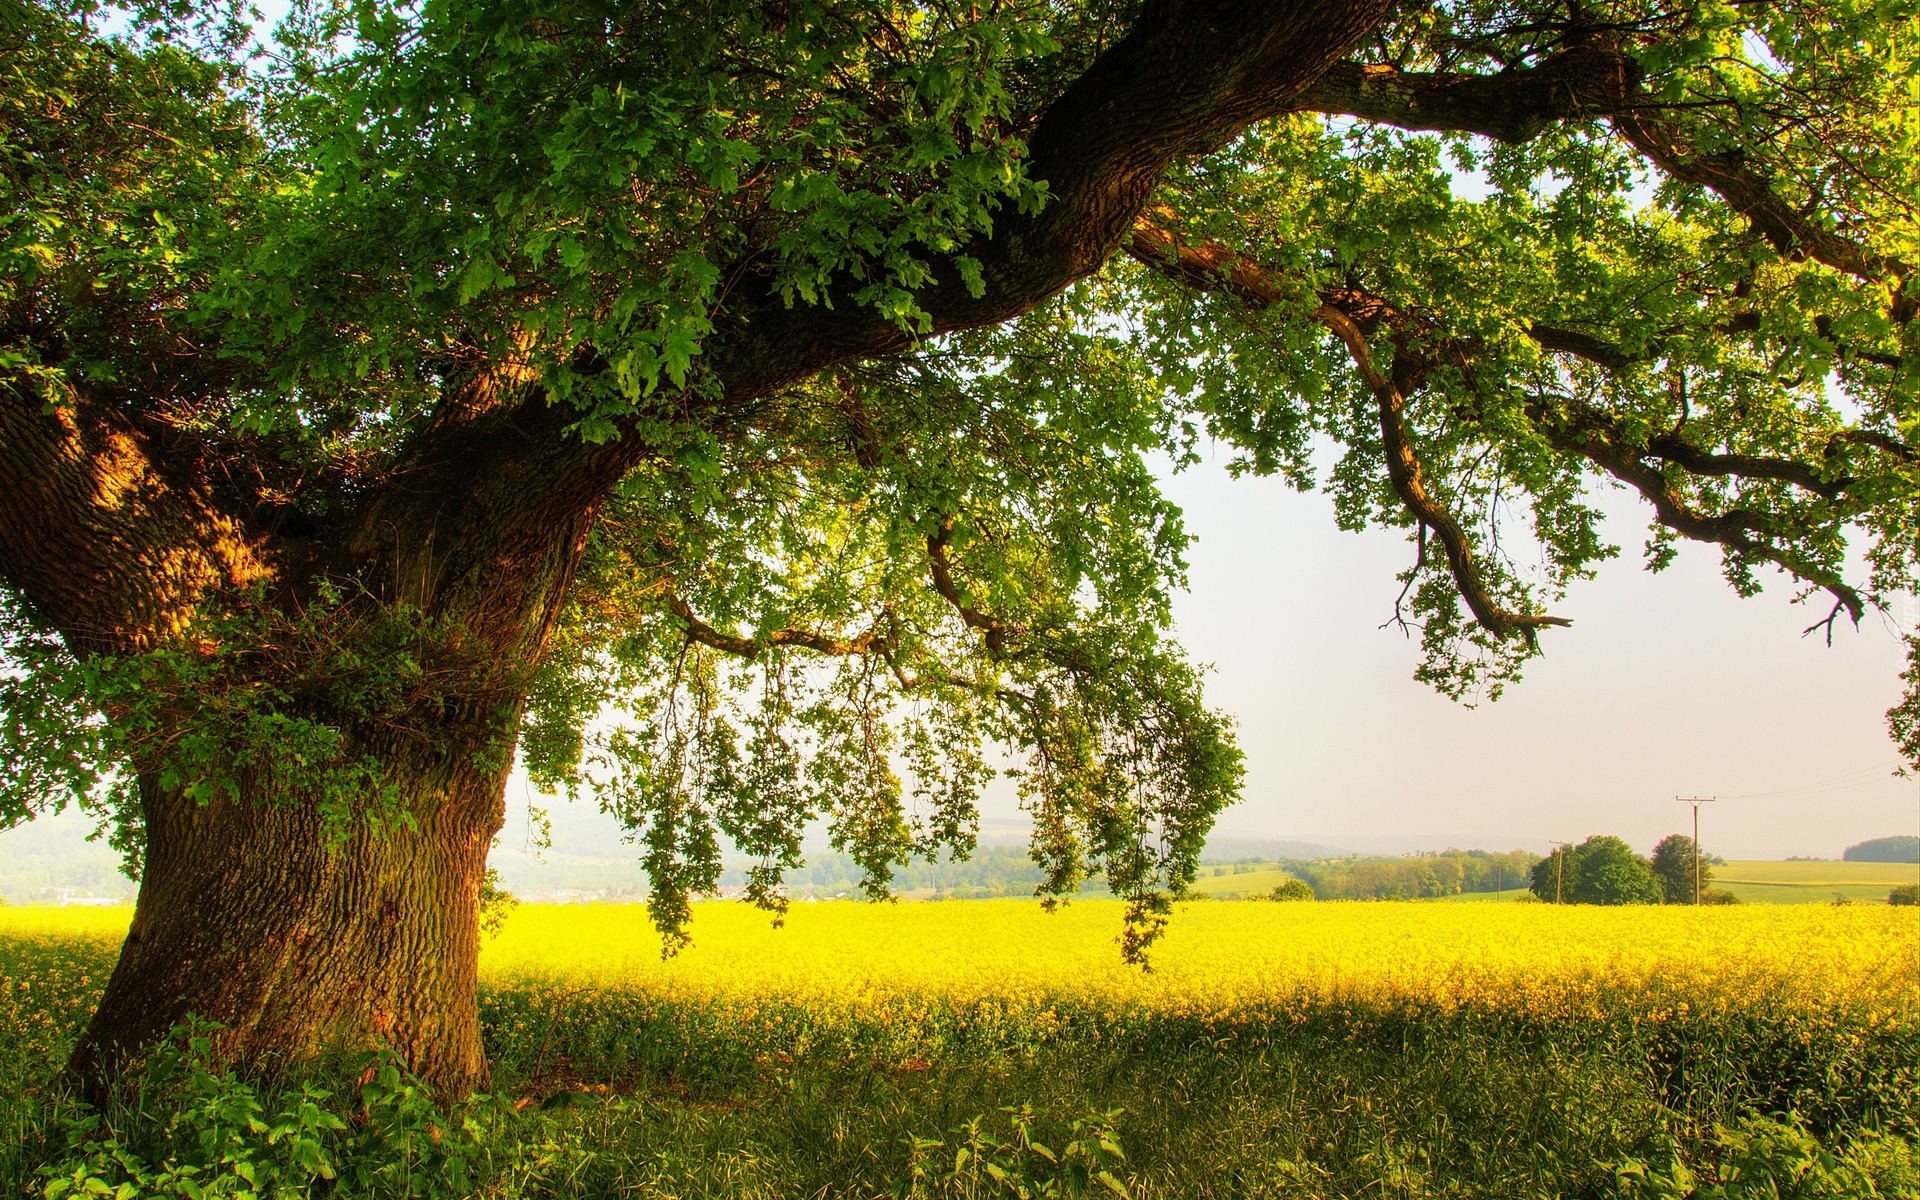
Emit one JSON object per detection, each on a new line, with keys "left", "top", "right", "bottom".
{"left": 68, "top": 746, "right": 510, "bottom": 1099}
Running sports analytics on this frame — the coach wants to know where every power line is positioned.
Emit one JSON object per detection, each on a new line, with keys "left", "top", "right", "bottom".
{"left": 1715, "top": 760, "right": 1906, "bottom": 801}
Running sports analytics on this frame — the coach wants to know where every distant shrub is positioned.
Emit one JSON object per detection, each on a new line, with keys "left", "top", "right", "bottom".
{"left": 1889, "top": 884, "right": 1920, "bottom": 907}
{"left": 1270, "top": 879, "right": 1314, "bottom": 902}
{"left": 1700, "top": 888, "right": 1739, "bottom": 906}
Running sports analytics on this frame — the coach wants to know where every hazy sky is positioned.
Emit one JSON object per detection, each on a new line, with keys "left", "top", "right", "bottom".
{"left": 1148, "top": 454, "right": 1916, "bottom": 860}
{"left": 23, "top": 444, "right": 1900, "bottom": 880}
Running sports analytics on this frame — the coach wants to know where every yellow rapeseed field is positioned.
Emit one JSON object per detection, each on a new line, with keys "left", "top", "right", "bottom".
{"left": 7, "top": 899, "right": 1916, "bottom": 1027}
{"left": 477, "top": 898, "right": 1920, "bottom": 1020}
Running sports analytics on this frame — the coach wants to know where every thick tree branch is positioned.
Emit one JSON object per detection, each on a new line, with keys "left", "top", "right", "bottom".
{"left": 1286, "top": 41, "right": 1909, "bottom": 299}
{"left": 0, "top": 380, "right": 269, "bottom": 654}
{"left": 700, "top": 0, "right": 1398, "bottom": 403}
{"left": 666, "top": 593, "right": 886, "bottom": 660}
{"left": 329, "top": 0, "right": 1400, "bottom": 654}
{"left": 1642, "top": 431, "right": 1850, "bottom": 499}
{"left": 1289, "top": 42, "right": 1638, "bottom": 144}
{"left": 1527, "top": 325, "right": 1639, "bottom": 372}
{"left": 927, "top": 525, "right": 1021, "bottom": 655}
{"left": 1838, "top": 429, "right": 1920, "bottom": 465}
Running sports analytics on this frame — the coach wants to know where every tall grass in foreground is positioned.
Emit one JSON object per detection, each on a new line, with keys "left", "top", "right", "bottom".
{"left": 3, "top": 901, "right": 1918, "bottom": 1197}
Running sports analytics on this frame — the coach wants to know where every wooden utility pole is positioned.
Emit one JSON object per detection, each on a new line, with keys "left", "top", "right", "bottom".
{"left": 1549, "top": 840, "right": 1570, "bottom": 904}
{"left": 1675, "top": 797, "right": 1717, "bottom": 905}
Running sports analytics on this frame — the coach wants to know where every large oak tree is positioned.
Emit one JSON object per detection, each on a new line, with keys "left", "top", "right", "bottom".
{"left": 3, "top": 0, "right": 1916, "bottom": 1096}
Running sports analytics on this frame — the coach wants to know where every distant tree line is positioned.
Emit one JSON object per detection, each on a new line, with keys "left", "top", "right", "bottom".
{"left": 719, "top": 844, "right": 1091, "bottom": 900}
{"left": 1844, "top": 836, "right": 1920, "bottom": 864}
{"left": 722, "top": 846, "right": 1550, "bottom": 903}
{"left": 718, "top": 838, "right": 1746, "bottom": 906}
{"left": 1291, "top": 849, "right": 1542, "bottom": 901}
{"left": 1530, "top": 835, "right": 1736, "bottom": 905}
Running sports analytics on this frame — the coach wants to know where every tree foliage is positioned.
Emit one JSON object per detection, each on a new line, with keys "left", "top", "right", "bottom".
{"left": 1571, "top": 836, "right": 1663, "bottom": 906}
{"left": 1532, "top": 836, "right": 1663, "bottom": 905}
{"left": 1843, "top": 836, "right": 1920, "bottom": 864}
{"left": 3, "top": 0, "right": 1919, "bottom": 973}
{"left": 1651, "top": 833, "right": 1712, "bottom": 904}
{"left": 1305, "top": 848, "right": 1538, "bottom": 900}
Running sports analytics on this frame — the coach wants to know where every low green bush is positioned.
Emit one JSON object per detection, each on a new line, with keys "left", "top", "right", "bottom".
{"left": 1268, "top": 879, "right": 1314, "bottom": 902}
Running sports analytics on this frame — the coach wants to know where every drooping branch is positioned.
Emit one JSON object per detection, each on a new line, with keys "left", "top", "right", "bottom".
{"left": 1131, "top": 217, "right": 1910, "bottom": 492}
{"left": 1527, "top": 392, "right": 1867, "bottom": 623}
{"left": 1125, "top": 215, "right": 1901, "bottom": 634}
{"left": 1607, "top": 111, "right": 1905, "bottom": 293}
{"left": 1320, "top": 306, "right": 1573, "bottom": 640}
{"left": 664, "top": 578, "right": 1032, "bottom": 707}
{"left": 1128, "top": 220, "right": 1569, "bottom": 640}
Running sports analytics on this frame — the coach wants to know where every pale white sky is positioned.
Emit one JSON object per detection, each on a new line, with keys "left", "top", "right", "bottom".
{"left": 1152, "top": 455, "right": 1916, "bottom": 860}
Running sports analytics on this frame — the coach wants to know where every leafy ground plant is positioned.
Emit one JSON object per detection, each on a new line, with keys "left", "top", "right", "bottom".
{"left": 896, "top": 1106, "right": 1129, "bottom": 1200}
{"left": 1616, "top": 1112, "right": 1920, "bottom": 1198}
{"left": 36, "top": 1023, "right": 589, "bottom": 1200}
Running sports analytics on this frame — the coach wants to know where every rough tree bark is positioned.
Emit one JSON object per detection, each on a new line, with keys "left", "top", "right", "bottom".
{"left": 0, "top": 0, "right": 1397, "bottom": 1097}
{"left": 70, "top": 750, "right": 507, "bottom": 1094}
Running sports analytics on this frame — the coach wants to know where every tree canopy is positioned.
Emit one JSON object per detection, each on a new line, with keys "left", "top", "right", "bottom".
{"left": 1651, "top": 832, "right": 1709, "bottom": 903}
{"left": 1844, "top": 836, "right": 1920, "bottom": 863}
{"left": 3, "top": 0, "right": 1919, "bottom": 1089}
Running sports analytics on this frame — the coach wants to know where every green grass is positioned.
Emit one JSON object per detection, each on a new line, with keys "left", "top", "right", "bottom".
{"left": 1186, "top": 867, "right": 1302, "bottom": 896}
{"left": 1431, "top": 889, "right": 1527, "bottom": 902}
{"left": 1717, "top": 860, "right": 1920, "bottom": 905}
